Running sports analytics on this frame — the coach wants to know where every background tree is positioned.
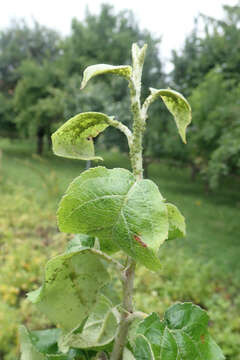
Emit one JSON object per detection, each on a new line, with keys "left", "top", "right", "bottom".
{"left": 0, "top": 19, "right": 61, "bottom": 92}
{"left": 2, "top": 3, "right": 239, "bottom": 187}
{"left": 189, "top": 69, "right": 240, "bottom": 188}
{"left": 170, "top": 3, "right": 240, "bottom": 187}
{"left": 0, "top": 93, "right": 14, "bottom": 137}
{"left": 13, "top": 60, "right": 64, "bottom": 154}
{"left": 172, "top": 4, "right": 240, "bottom": 93}
{"left": 0, "top": 20, "right": 61, "bottom": 138}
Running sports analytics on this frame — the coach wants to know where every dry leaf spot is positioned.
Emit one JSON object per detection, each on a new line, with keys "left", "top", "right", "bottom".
{"left": 133, "top": 235, "right": 147, "bottom": 248}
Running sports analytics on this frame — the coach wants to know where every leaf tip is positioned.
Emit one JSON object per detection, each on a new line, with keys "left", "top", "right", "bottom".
{"left": 80, "top": 82, "right": 85, "bottom": 90}
{"left": 181, "top": 132, "right": 187, "bottom": 144}
{"left": 95, "top": 156, "right": 104, "bottom": 162}
{"left": 149, "top": 87, "right": 157, "bottom": 95}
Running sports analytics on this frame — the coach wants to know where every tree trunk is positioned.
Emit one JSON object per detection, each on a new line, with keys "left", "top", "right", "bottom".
{"left": 143, "top": 156, "right": 151, "bottom": 179}
{"left": 204, "top": 180, "right": 211, "bottom": 195}
{"left": 47, "top": 133, "right": 52, "bottom": 150}
{"left": 37, "top": 128, "right": 45, "bottom": 155}
{"left": 190, "top": 162, "right": 199, "bottom": 182}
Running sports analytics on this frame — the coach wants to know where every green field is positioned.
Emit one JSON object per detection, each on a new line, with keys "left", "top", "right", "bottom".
{"left": 0, "top": 138, "right": 240, "bottom": 359}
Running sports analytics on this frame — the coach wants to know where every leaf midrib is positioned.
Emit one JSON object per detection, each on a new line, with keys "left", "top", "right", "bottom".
{"left": 168, "top": 327, "right": 203, "bottom": 360}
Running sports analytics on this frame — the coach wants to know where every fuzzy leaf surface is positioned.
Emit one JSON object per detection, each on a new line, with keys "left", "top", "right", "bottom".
{"left": 166, "top": 203, "right": 186, "bottom": 240}
{"left": 133, "top": 303, "right": 225, "bottom": 360}
{"left": 58, "top": 167, "right": 169, "bottom": 270}
{"left": 52, "top": 112, "right": 110, "bottom": 160}
{"left": 150, "top": 88, "right": 191, "bottom": 143}
{"left": 59, "top": 295, "right": 120, "bottom": 351}
{"left": 28, "top": 248, "right": 110, "bottom": 332}
{"left": 81, "top": 64, "right": 132, "bottom": 89}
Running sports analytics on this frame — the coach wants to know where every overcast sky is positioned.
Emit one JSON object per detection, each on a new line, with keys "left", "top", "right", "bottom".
{"left": 0, "top": 0, "right": 238, "bottom": 67}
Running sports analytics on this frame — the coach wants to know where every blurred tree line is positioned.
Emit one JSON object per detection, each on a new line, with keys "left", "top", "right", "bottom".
{"left": 172, "top": 4, "right": 240, "bottom": 188}
{"left": 0, "top": 3, "right": 240, "bottom": 188}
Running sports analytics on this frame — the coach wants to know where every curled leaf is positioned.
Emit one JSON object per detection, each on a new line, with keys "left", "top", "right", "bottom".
{"left": 58, "top": 167, "right": 169, "bottom": 271}
{"left": 81, "top": 64, "right": 132, "bottom": 89}
{"left": 19, "top": 325, "right": 50, "bottom": 360}
{"left": 166, "top": 203, "right": 186, "bottom": 240}
{"left": 132, "top": 43, "right": 148, "bottom": 67}
{"left": 59, "top": 295, "right": 120, "bottom": 351}
{"left": 65, "top": 234, "right": 96, "bottom": 253}
{"left": 28, "top": 248, "right": 110, "bottom": 332}
{"left": 52, "top": 112, "right": 110, "bottom": 161}
{"left": 19, "top": 326, "right": 78, "bottom": 359}
{"left": 150, "top": 88, "right": 192, "bottom": 143}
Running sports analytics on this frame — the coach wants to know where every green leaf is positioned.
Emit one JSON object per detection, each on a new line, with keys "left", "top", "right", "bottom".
{"left": 58, "top": 167, "right": 169, "bottom": 271}
{"left": 65, "top": 234, "right": 96, "bottom": 253}
{"left": 19, "top": 326, "right": 45, "bottom": 360}
{"left": 19, "top": 326, "right": 78, "bottom": 360}
{"left": 28, "top": 248, "right": 110, "bottom": 332}
{"left": 100, "top": 283, "right": 121, "bottom": 306}
{"left": 166, "top": 203, "right": 186, "bottom": 240}
{"left": 59, "top": 295, "right": 120, "bottom": 351}
{"left": 29, "top": 328, "right": 60, "bottom": 354}
{"left": 150, "top": 88, "right": 192, "bottom": 143}
{"left": 123, "top": 348, "right": 136, "bottom": 360}
{"left": 133, "top": 303, "right": 225, "bottom": 360}
{"left": 52, "top": 112, "right": 110, "bottom": 161}
{"left": 134, "top": 335, "right": 154, "bottom": 360}
{"left": 80, "top": 64, "right": 132, "bottom": 89}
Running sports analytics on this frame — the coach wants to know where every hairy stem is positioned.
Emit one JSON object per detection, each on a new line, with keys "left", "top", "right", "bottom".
{"left": 110, "top": 258, "right": 136, "bottom": 360}
{"left": 110, "top": 43, "right": 147, "bottom": 360}
{"left": 129, "top": 44, "right": 147, "bottom": 180}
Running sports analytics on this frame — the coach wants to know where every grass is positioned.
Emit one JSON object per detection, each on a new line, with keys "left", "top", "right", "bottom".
{"left": 1, "top": 137, "right": 240, "bottom": 276}
{"left": 150, "top": 163, "right": 240, "bottom": 278}
{"left": 0, "top": 137, "right": 240, "bottom": 359}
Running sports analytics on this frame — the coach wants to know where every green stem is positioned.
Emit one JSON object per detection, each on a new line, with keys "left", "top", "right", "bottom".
{"left": 110, "top": 43, "right": 147, "bottom": 360}
{"left": 110, "top": 258, "right": 136, "bottom": 360}
{"left": 129, "top": 44, "right": 147, "bottom": 180}
{"left": 107, "top": 117, "right": 133, "bottom": 148}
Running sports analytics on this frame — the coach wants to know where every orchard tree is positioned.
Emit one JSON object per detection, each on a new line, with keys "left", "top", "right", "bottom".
{"left": 0, "top": 93, "right": 15, "bottom": 137}
{"left": 189, "top": 69, "right": 240, "bottom": 188}
{"left": 0, "top": 19, "right": 61, "bottom": 138}
{"left": 14, "top": 60, "right": 64, "bottom": 154}
{"left": 0, "top": 19, "right": 61, "bottom": 93}
{"left": 170, "top": 3, "right": 240, "bottom": 186}
{"left": 172, "top": 4, "right": 240, "bottom": 94}
{"left": 62, "top": 4, "right": 163, "bottom": 80}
